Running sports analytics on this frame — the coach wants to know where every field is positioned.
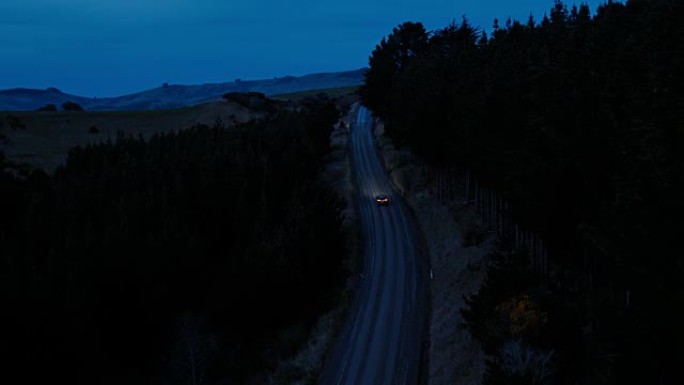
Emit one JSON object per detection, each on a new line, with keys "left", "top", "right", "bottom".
{"left": 1, "top": 87, "right": 360, "bottom": 173}
{"left": 272, "top": 86, "right": 359, "bottom": 101}
{"left": 1, "top": 101, "right": 257, "bottom": 173}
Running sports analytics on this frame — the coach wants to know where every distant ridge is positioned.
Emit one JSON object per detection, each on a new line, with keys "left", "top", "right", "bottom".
{"left": 0, "top": 68, "right": 366, "bottom": 111}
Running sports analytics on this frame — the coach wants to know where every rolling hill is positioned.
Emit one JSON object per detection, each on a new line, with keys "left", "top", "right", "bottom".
{"left": 0, "top": 68, "right": 365, "bottom": 111}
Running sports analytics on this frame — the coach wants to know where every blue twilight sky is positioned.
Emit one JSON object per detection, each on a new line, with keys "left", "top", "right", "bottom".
{"left": 0, "top": 0, "right": 610, "bottom": 97}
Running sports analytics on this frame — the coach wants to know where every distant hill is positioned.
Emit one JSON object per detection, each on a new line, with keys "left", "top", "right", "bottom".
{"left": 0, "top": 68, "right": 366, "bottom": 111}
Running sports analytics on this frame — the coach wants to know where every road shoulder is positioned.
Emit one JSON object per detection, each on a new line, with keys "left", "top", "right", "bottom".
{"left": 374, "top": 120, "right": 489, "bottom": 385}
{"left": 268, "top": 103, "right": 362, "bottom": 385}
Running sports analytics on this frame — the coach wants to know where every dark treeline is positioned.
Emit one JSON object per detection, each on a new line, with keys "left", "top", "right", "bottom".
{"left": 361, "top": 0, "right": 683, "bottom": 384}
{"left": 0, "top": 98, "right": 345, "bottom": 384}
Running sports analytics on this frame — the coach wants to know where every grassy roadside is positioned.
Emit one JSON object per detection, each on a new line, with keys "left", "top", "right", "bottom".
{"left": 268, "top": 104, "right": 362, "bottom": 385}
{"left": 373, "top": 121, "right": 490, "bottom": 385}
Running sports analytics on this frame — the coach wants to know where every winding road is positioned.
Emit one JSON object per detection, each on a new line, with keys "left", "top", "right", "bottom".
{"left": 320, "top": 106, "right": 424, "bottom": 385}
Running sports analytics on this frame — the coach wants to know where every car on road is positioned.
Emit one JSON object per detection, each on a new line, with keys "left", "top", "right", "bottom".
{"left": 375, "top": 194, "right": 389, "bottom": 206}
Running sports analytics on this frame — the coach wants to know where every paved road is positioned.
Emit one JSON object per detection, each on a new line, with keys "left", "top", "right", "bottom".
{"left": 320, "top": 106, "right": 424, "bottom": 385}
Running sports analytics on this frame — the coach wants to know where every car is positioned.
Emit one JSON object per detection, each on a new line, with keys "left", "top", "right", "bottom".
{"left": 375, "top": 194, "right": 389, "bottom": 206}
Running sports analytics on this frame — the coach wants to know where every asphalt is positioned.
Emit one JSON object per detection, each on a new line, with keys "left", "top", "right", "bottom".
{"left": 320, "top": 106, "right": 424, "bottom": 385}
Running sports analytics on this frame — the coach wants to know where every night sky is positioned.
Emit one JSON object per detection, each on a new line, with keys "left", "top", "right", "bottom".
{"left": 1, "top": 0, "right": 611, "bottom": 97}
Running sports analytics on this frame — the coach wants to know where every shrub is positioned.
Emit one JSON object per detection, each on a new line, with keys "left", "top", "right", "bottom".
{"left": 6, "top": 114, "right": 26, "bottom": 130}
{"left": 222, "top": 92, "right": 278, "bottom": 112}
{"left": 62, "top": 101, "right": 84, "bottom": 111}
{"left": 37, "top": 104, "right": 58, "bottom": 112}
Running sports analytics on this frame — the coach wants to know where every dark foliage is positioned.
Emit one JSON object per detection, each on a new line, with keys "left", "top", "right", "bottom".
{"left": 362, "top": 1, "right": 684, "bottom": 383}
{"left": 62, "top": 101, "right": 84, "bottom": 111}
{"left": 463, "top": 240, "right": 586, "bottom": 384}
{"left": 222, "top": 91, "right": 278, "bottom": 112}
{"left": 0, "top": 98, "right": 345, "bottom": 384}
{"left": 4, "top": 114, "right": 26, "bottom": 130}
{"left": 37, "top": 103, "right": 58, "bottom": 111}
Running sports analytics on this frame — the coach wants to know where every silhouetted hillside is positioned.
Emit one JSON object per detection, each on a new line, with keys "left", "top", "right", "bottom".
{"left": 0, "top": 68, "right": 365, "bottom": 111}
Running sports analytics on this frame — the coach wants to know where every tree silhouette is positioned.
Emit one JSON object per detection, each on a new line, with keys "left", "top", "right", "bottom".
{"left": 61, "top": 101, "right": 84, "bottom": 111}
{"left": 37, "top": 103, "right": 58, "bottom": 111}
{"left": 0, "top": 96, "right": 346, "bottom": 384}
{"left": 359, "top": 21, "right": 428, "bottom": 122}
{"left": 364, "top": 1, "right": 684, "bottom": 383}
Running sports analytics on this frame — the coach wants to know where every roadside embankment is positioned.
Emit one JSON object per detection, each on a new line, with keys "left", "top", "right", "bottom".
{"left": 374, "top": 121, "right": 490, "bottom": 385}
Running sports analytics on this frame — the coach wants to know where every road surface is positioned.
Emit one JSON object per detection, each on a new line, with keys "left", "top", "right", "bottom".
{"left": 320, "top": 106, "right": 424, "bottom": 385}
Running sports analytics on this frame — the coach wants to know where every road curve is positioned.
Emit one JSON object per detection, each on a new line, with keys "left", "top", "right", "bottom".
{"left": 320, "top": 106, "right": 424, "bottom": 385}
